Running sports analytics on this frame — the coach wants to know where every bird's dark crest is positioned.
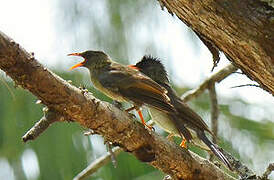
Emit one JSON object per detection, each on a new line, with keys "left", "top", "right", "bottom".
{"left": 135, "top": 55, "right": 169, "bottom": 83}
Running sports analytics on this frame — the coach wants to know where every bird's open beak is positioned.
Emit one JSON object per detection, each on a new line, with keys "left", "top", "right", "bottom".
{"left": 128, "top": 65, "right": 139, "bottom": 70}
{"left": 68, "top": 53, "right": 86, "bottom": 70}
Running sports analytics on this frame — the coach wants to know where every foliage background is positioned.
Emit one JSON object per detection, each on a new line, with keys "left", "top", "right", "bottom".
{"left": 0, "top": 0, "right": 273, "bottom": 179}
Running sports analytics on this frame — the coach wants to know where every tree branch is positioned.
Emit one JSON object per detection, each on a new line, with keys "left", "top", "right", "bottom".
{"left": 181, "top": 64, "right": 238, "bottom": 102}
{"left": 208, "top": 82, "right": 219, "bottom": 144}
{"left": 22, "top": 107, "right": 64, "bottom": 142}
{"left": 0, "top": 31, "right": 235, "bottom": 179}
{"left": 208, "top": 82, "right": 219, "bottom": 162}
{"left": 73, "top": 147, "right": 123, "bottom": 180}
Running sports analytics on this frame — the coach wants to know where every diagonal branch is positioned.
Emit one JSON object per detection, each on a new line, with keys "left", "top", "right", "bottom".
{"left": 22, "top": 107, "right": 64, "bottom": 142}
{"left": 208, "top": 82, "right": 219, "bottom": 162}
{"left": 73, "top": 147, "right": 123, "bottom": 180}
{"left": 181, "top": 64, "right": 238, "bottom": 102}
{"left": 208, "top": 82, "right": 219, "bottom": 144}
{"left": 0, "top": 31, "right": 235, "bottom": 180}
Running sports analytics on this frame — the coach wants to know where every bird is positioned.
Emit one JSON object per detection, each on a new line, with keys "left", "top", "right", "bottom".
{"left": 129, "top": 55, "right": 232, "bottom": 169}
{"left": 67, "top": 50, "right": 192, "bottom": 141}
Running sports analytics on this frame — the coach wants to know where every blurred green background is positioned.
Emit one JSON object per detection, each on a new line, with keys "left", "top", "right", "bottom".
{"left": 0, "top": 0, "right": 274, "bottom": 179}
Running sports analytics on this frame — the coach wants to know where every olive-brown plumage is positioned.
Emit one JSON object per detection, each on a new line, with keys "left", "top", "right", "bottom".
{"left": 68, "top": 51, "right": 175, "bottom": 112}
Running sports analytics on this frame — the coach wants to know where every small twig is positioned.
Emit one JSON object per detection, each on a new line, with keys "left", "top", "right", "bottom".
{"left": 74, "top": 120, "right": 155, "bottom": 180}
{"left": 73, "top": 147, "right": 123, "bottom": 180}
{"left": 208, "top": 82, "right": 219, "bottom": 161}
{"left": 230, "top": 84, "right": 261, "bottom": 89}
{"left": 260, "top": 163, "right": 274, "bottom": 180}
{"left": 106, "top": 141, "right": 118, "bottom": 168}
{"left": 182, "top": 64, "right": 238, "bottom": 102}
{"left": 22, "top": 108, "right": 64, "bottom": 142}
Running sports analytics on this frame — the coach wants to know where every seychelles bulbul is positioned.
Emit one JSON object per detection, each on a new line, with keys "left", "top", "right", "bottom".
{"left": 129, "top": 56, "right": 231, "bottom": 169}
{"left": 68, "top": 50, "right": 192, "bottom": 141}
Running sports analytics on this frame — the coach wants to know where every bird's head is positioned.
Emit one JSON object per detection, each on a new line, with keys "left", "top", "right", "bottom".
{"left": 129, "top": 55, "right": 169, "bottom": 83}
{"left": 68, "top": 50, "right": 110, "bottom": 70}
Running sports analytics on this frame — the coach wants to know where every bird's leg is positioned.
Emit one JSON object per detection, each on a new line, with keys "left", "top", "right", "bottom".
{"left": 126, "top": 106, "right": 154, "bottom": 130}
{"left": 180, "top": 138, "right": 187, "bottom": 148}
{"left": 112, "top": 100, "right": 123, "bottom": 110}
{"left": 137, "top": 109, "right": 153, "bottom": 130}
{"left": 167, "top": 133, "right": 187, "bottom": 148}
{"left": 125, "top": 106, "right": 136, "bottom": 119}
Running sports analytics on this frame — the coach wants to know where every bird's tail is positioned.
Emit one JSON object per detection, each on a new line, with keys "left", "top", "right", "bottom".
{"left": 197, "top": 131, "right": 232, "bottom": 170}
{"left": 169, "top": 114, "right": 192, "bottom": 142}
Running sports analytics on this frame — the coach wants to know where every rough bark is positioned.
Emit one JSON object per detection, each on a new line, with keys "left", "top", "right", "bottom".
{"left": 0, "top": 32, "right": 235, "bottom": 179}
{"left": 158, "top": 0, "right": 274, "bottom": 95}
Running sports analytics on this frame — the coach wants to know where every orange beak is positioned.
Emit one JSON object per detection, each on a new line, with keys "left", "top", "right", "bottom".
{"left": 68, "top": 53, "right": 85, "bottom": 70}
{"left": 128, "top": 65, "right": 139, "bottom": 70}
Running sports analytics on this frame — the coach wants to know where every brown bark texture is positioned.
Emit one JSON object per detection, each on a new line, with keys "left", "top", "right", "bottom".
{"left": 159, "top": 0, "right": 274, "bottom": 95}
{"left": 0, "top": 32, "right": 235, "bottom": 179}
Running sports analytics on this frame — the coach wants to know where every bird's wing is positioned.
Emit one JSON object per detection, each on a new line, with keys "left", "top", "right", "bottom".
{"left": 162, "top": 83, "right": 212, "bottom": 134}
{"left": 175, "top": 96, "right": 212, "bottom": 134}
{"left": 98, "top": 65, "right": 174, "bottom": 112}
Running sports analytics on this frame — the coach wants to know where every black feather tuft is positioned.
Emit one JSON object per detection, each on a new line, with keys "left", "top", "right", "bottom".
{"left": 135, "top": 55, "right": 169, "bottom": 83}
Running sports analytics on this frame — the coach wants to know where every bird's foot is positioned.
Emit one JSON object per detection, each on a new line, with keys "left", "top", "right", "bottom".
{"left": 180, "top": 138, "right": 187, "bottom": 148}
{"left": 112, "top": 100, "right": 123, "bottom": 110}
{"left": 137, "top": 109, "right": 154, "bottom": 131}
{"left": 79, "top": 85, "right": 88, "bottom": 94}
{"left": 125, "top": 106, "right": 135, "bottom": 112}
{"left": 126, "top": 106, "right": 154, "bottom": 131}
{"left": 143, "top": 123, "right": 154, "bottom": 131}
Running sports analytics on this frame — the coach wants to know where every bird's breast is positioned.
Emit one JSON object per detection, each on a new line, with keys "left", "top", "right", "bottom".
{"left": 149, "top": 108, "right": 180, "bottom": 136}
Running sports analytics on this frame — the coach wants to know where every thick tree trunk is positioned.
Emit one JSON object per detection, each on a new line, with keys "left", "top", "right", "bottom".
{"left": 159, "top": 0, "right": 274, "bottom": 95}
